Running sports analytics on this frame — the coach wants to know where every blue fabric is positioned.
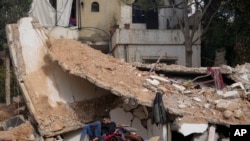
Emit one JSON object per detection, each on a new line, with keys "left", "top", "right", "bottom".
{"left": 80, "top": 121, "right": 101, "bottom": 140}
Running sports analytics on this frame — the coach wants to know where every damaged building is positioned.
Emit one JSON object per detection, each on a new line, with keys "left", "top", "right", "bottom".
{"left": 2, "top": 17, "right": 250, "bottom": 141}
{"left": 0, "top": 0, "right": 249, "bottom": 141}
{"left": 29, "top": 0, "right": 201, "bottom": 67}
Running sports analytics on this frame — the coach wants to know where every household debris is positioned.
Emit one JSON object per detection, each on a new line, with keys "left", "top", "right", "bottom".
{"left": 3, "top": 17, "right": 250, "bottom": 140}
{"left": 2, "top": 115, "right": 26, "bottom": 131}
{"left": 0, "top": 121, "right": 35, "bottom": 140}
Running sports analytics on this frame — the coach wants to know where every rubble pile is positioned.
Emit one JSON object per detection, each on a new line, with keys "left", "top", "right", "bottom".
{"left": 0, "top": 100, "right": 36, "bottom": 140}
{"left": 3, "top": 17, "right": 250, "bottom": 140}
{"left": 48, "top": 38, "right": 250, "bottom": 125}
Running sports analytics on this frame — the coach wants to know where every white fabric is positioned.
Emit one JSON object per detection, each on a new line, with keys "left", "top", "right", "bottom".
{"left": 29, "top": 0, "right": 73, "bottom": 27}
{"left": 57, "top": 0, "right": 73, "bottom": 26}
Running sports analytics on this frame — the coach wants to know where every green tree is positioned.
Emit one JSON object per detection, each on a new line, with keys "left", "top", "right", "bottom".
{"left": 202, "top": 0, "right": 250, "bottom": 66}
{"left": 0, "top": 0, "right": 32, "bottom": 103}
{"left": 0, "top": 0, "right": 32, "bottom": 49}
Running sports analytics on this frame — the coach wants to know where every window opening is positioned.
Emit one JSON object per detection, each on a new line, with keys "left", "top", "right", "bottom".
{"left": 69, "top": 0, "right": 77, "bottom": 26}
{"left": 132, "top": 0, "right": 145, "bottom": 23}
{"left": 91, "top": 2, "right": 99, "bottom": 12}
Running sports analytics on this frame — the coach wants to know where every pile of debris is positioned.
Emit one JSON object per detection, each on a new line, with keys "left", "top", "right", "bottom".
{"left": 48, "top": 38, "right": 250, "bottom": 125}
{"left": 0, "top": 97, "right": 36, "bottom": 140}
{"left": 2, "top": 17, "right": 250, "bottom": 140}
{"left": 134, "top": 62, "right": 250, "bottom": 123}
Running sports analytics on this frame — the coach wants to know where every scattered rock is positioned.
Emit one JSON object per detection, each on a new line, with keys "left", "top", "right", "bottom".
{"left": 234, "top": 109, "right": 243, "bottom": 119}
{"left": 178, "top": 104, "right": 187, "bottom": 109}
{"left": 149, "top": 75, "right": 171, "bottom": 83}
{"left": 146, "top": 78, "right": 160, "bottom": 86}
{"left": 173, "top": 84, "right": 186, "bottom": 92}
{"left": 193, "top": 97, "right": 201, "bottom": 102}
{"left": 215, "top": 99, "right": 240, "bottom": 111}
{"left": 223, "top": 91, "right": 240, "bottom": 99}
{"left": 217, "top": 90, "right": 224, "bottom": 96}
{"left": 204, "top": 103, "right": 211, "bottom": 109}
{"left": 223, "top": 110, "right": 233, "bottom": 119}
{"left": 183, "top": 91, "right": 192, "bottom": 94}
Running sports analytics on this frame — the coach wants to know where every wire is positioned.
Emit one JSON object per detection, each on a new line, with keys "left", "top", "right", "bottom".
{"left": 79, "top": 27, "right": 111, "bottom": 37}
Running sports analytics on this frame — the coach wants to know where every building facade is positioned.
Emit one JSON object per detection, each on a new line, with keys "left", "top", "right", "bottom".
{"left": 30, "top": 0, "right": 201, "bottom": 66}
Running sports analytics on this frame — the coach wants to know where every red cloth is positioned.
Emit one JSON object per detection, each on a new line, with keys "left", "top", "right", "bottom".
{"left": 207, "top": 67, "right": 224, "bottom": 90}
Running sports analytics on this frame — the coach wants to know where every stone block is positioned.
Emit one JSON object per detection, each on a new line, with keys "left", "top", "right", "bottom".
{"left": 215, "top": 99, "right": 240, "bottom": 111}
{"left": 234, "top": 109, "right": 243, "bottom": 119}
{"left": 146, "top": 78, "right": 160, "bottom": 86}
{"left": 223, "top": 91, "right": 240, "bottom": 99}
{"left": 173, "top": 84, "right": 186, "bottom": 92}
{"left": 223, "top": 110, "right": 233, "bottom": 119}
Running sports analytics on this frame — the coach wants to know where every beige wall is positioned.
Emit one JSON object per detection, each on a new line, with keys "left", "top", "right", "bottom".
{"left": 111, "top": 29, "right": 201, "bottom": 67}
{"left": 79, "top": 0, "right": 122, "bottom": 41}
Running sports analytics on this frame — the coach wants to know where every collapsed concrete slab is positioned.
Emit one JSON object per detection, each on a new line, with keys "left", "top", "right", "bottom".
{"left": 177, "top": 123, "right": 208, "bottom": 136}
{"left": 6, "top": 18, "right": 121, "bottom": 137}
{"left": 133, "top": 63, "right": 233, "bottom": 75}
{"left": 6, "top": 17, "right": 250, "bottom": 139}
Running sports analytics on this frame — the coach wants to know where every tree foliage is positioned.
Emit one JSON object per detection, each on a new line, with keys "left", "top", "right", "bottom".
{"left": 0, "top": 0, "right": 32, "bottom": 102}
{"left": 202, "top": 0, "right": 250, "bottom": 66}
{"left": 0, "top": 0, "right": 32, "bottom": 49}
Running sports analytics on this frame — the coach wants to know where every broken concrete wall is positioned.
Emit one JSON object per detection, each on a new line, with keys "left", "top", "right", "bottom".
{"left": 6, "top": 17, "right": 166, "bottom": 139}
{"left": 7, "top": 17, "right": 250, "bottom": 140}
{"left": 111, "top": 29, "right": 201, "bottom": 67}
{"left": 6, "top": 17, "right": 113, "bottom": 137}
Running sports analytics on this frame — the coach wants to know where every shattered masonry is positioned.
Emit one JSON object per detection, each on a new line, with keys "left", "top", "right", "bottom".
{"left": 3, "top": 17, "right": 250, "bottom": 140}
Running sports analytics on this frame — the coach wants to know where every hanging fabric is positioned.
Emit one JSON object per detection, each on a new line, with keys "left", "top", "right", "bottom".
{"left": 29, "top": 0, "right": 73, "bottom": 27}
{"left": 152, "top": 92, "right": 167, "bottom": 126}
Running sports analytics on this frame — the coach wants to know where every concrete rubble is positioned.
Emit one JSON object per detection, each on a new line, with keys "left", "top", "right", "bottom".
{"left": 2, "top": 17, "right": 250, "bottom": 140}
{"left": 177, "top": 123, "right": 208, "bottom": 136}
